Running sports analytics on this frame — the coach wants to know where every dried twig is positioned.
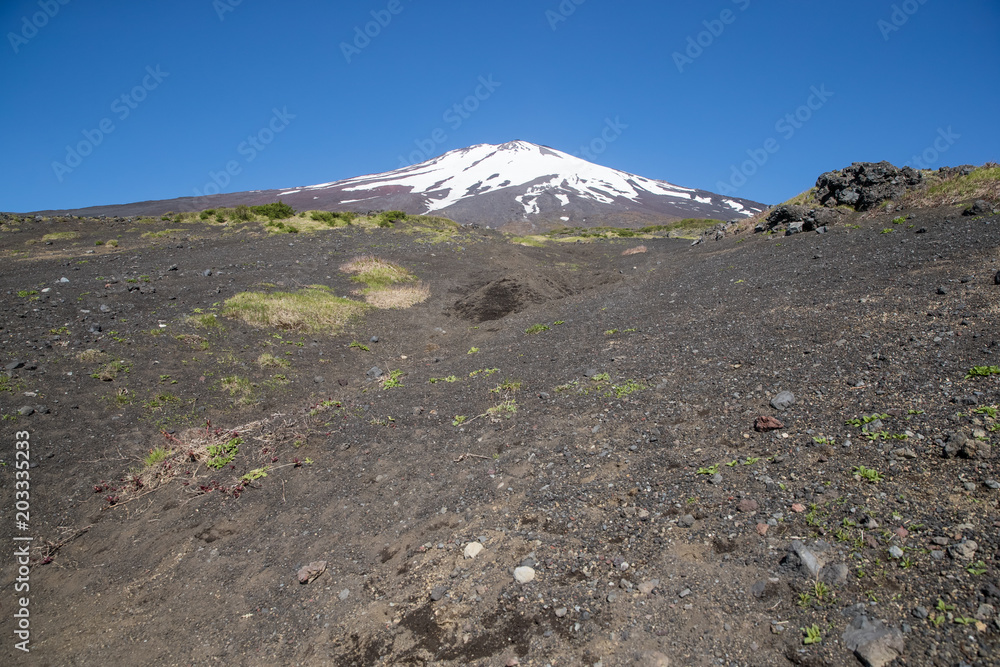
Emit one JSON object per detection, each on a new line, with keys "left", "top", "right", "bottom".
{"left": 453, "top": 453, "right": 491, "bottom": 462}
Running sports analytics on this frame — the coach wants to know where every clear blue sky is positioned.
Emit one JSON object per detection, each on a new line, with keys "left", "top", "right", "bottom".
{"left": 2, "top": 0, "right": 998, "bottom": 212}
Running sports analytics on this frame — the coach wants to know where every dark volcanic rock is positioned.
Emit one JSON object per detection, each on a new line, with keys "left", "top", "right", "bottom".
{"left": 963, "top": 200, "right": 993, "bottom": 216}
{"left": 815, "top": 161, "right": 923, "bottom": 211}
{"left": 759, "top": 205, "right": 843, "bottom": 233}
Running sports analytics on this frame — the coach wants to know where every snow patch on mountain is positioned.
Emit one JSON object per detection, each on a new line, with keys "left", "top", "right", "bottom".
{"left": 309, "top": 140, "right": 716, "bottom": 215}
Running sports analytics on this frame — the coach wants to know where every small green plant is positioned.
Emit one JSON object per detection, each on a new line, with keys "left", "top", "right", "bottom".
{"left": 696, "top": 464, "right": 720, "bottom": 475}
{"left": 491, "top": 379, "right": 522, "bottom": 393}
{"left": 380, "top": 369, "right": 404, "bottom": 388}
{"left": 742, "top": 456, "right": 760, "bottom": 465}
{"left": 880, "top": 228, "right": 894, "bottom": 234}
{"left": 486, "top": 399, "right": 518, "bottom": 419}
{"left": 207, "top": 437, "right": 240, "bottom": 469}
{"left": 953, "top": 616, "right": 977, "bottom": 626}
{"left": 966, "top": 365, "right": 1000, "bottom": 378}
{"left": 143, "top": 447, "right": 171, "bottom": 467}
{"left": 935, "top": 599, "right": 955, "bottom": 613}
{"left": 467, "top": 347, "right": 479, "bottom": 355}
{"left": 452, "top": 415, "right": 467, "bottom": 426}
{"left": 607, "top": 379, "right": 643, "bottom": 398}
{"left": 966, "top": 560, "right": 987, "bottom": 576}
{"left": 725, "top": 459, "right": 738, "bottom": 467}
{"left": 428, "top": 375, "right": 458, "bottom": 384}
{"left": 591, "top": 372, "right": 610, "bottom": 382}
{"left": 553, "top": 320, "right": 565, "bottom": 325}
{"left": 797, "top": 592, "right": 813, "bottom": 608}
{"left": 892, "top": 216, "right": 906, "bottom": 224}
{"left": 16, "top": 289, "right": 38, "bottom": 298}
{"left": 972, "top": 406, "right": 998, "bottom": 419}
{"left": 853, "top": 465, "right": 884, "bottom": 483}
{"left": 525, "top": 323, "right": 550, "bottom": 335}
{"left": 906, "top": 409, "right": 925, "bottom": 415}
{"left": 0, "top": 376, "right": 25, "bottom": 393}
{"left": 900, "top": 556, "right": 915, "bottom": 569}
{"left": 845, "top": 413, "right": 888, "bottom": 427}
{"left": 241, "top": 467, "right": 269, "bottom": 483}
{"left": 813, "top": 581, "right": 830, "bottom": 601}
{"left": 802, "top": 624, "right": 822, "bottom": 645}
{"left": 348, "top": 341, "right": 371, "bottom": 352}
{"left": 812, "top": 436, "right": 835, "bottom": 445}
{"left": 604, "top": 329, "right": 619, "bottom": 335}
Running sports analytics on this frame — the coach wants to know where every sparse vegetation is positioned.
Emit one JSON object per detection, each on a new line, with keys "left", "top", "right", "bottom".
{"left": 853, "top": 465, "right": 884, "bottom": 483}
{"left": 222, "top": 286, "right": 367, "bottom": 333}
{"left": 380, "top": 369, "right": 404, "bottom": 389}
{"left": 143, "top": 447, "right": 171, "bottom": 467}
{"left": 802, "top": 624, "right": 822, "bottom": 645}
{"left": 206, "top": 437, "right": 240, "bottom": 469}
{"left": 256, "top": 353, "right": 289, "bottom": 368}
{"left": 42, "top": 231, "right": 80, "bottom": 241}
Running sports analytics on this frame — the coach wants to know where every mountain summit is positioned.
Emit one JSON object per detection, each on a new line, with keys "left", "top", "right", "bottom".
{"left": 282, "top": 140, "right": 764, "bottom": 229}
{"left": 30, "top": 140, "right": 765, "bottom": 229}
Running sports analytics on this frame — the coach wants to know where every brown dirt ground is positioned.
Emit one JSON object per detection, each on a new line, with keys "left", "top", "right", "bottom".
{"left": 0, "top": 206, "right": 998, "bottom": 666}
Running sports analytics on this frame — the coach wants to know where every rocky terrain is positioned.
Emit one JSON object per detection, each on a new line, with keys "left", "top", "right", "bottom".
{"left": 1, "top": 163, "right": 999, "bottom": 666}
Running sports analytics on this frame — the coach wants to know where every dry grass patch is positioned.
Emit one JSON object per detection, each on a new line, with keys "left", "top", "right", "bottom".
{"left": 339, "top": 255, "right": 415, "bottom": 289}
{"left": 622, "top": 245, "right": 647, "bottom": 256}
{"left": 76, "top": 348, "right": 106, "bottom": 363}
{"left": 913, "top": 164, "right": 1000, "bottom": 206}
{"left": 338, "top": 255, "right": 429, "bottom": 309}
{"left": 222, "top": 286, "right": 367, "bottom": 333}
{"left": 42, "top": 231, "right": 80, "bottom": 242}
{"left": 363, "top": 282, "right": 430, "bottom": 309}
{"left": 256, "top": 353, "right": 290, "bottom": 368}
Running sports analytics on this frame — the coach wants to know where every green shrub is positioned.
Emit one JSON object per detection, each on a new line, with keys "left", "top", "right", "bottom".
{"left": 233, "top": 204, "right": 253, "bottom": 221}
{"left": 310, "top": 211, "right": 335, "bottom": 224}
{"left": 309, "top": 210, "right": 356, "bottom": 227}
{"left": 251, "top": 201, "right": 296, "bottom": 220}
{"left": 377, "top": 210, "right": 407, "bottom": 227}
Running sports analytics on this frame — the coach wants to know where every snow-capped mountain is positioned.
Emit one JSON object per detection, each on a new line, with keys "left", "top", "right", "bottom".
{"left": 278, "top": 140, "right": 763, "bottom": 229}
{"left": 29, "top": 141, "right": 765, "bottom": 228}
